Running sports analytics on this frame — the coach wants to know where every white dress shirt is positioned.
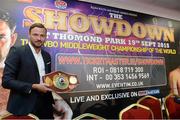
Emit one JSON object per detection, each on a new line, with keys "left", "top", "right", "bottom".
{"left": 29, "top": 43, "right": 45, "bottom": 84}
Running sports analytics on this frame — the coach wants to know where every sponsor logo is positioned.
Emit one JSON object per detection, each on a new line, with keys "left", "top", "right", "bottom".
{"left": 147, "top": 89, "right": 160, "bottom": 95}
{"left": 138, "top": 90, "right": 147, "bottom": 96}
{"left": 54, "top": 0, "right": 67, "bottom": 9}
{"left": 138, "top": 89, "right": 160, "bottom": 96}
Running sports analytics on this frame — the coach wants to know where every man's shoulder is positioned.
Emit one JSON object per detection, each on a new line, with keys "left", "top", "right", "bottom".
{"left": 11, "top": 46, "right": 26, "bottom": 51}
{"left": 9, "top": 45, "right": 28, "bottom": 55}
{"left": 12, "top": 45, "right": 26, "bottom": 50}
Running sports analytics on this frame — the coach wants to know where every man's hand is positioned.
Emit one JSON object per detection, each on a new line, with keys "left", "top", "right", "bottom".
{"left": 169, "top": 67, "right": 180, "bottom": 95}
{"left": 32, "top": 83, "right": 52, "bottom": 93}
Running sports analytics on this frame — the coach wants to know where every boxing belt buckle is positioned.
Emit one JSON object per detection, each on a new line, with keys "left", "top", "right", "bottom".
{"left": 43, "top": 71, "right": 79, "bottom": 93}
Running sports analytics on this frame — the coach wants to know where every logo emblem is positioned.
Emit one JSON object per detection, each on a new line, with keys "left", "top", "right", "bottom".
{"left": 54, "top": 0, "right": 67, "bottom": 9}
{"left": 53, "top": 75, "right": 69, "bottom": 90}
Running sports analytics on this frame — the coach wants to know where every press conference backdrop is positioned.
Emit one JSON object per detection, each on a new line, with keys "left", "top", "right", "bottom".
{"left": 0, "top": 0, "right": 180, "bottom": 119}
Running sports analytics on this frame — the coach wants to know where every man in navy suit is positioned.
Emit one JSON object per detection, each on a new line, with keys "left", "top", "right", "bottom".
{"left": 2, "top": 23, "right": 56, "bottom": 119}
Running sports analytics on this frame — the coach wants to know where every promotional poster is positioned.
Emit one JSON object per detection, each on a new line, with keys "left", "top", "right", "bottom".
{"left": 0, "top": 0, "right": 180, "bottom": 119}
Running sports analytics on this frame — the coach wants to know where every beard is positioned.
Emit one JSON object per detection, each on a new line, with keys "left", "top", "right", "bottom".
{"left": 30, "top": 41, "right": 43, "bottom": 49}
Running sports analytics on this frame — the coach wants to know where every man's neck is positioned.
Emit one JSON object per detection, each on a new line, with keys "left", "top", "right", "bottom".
{"left": 29, "top": 43, "right": 41, "bottom": 54}
{"left": 35, "top": 48, "right": 41, "bottom": 54}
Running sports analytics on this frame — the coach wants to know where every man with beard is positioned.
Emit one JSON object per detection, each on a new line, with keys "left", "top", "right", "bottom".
{"left": 2, "top": 23, "right": 72, "bottom": 119}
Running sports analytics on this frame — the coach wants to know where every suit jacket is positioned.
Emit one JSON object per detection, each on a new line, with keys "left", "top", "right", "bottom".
{"left": 2, "top": 44, "right": 54, "bottom": 115}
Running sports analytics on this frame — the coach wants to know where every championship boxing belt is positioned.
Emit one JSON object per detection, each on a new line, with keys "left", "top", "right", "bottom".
{"left": 43, "top": 71, "right": 79, "bottom": 93}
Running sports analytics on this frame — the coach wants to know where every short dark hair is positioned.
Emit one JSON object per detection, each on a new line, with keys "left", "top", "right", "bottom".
{"left": 29, "top": 23, "right": 47, "bottom": 34}
{"left": 0, "top": 9, "right": 16, "bottom": 33}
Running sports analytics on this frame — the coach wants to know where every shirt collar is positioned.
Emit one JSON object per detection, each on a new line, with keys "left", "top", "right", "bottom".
{"left": 29, "top": 42, "right": 41, "bottom": 55}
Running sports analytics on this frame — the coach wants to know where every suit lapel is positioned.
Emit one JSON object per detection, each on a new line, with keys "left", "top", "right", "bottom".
{"left": 25, "top": 45, "right": 50, "bottom": 77}
{"left": 25, "top": 45, "right": 40, "bottom": 81}
{"left": 41, "top": 51, "right": 49, "bottom": 74}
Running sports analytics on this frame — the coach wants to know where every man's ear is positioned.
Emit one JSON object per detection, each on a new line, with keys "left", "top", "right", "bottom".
{"left": 10, "top": 33, "right": 17, "bottom": 46}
